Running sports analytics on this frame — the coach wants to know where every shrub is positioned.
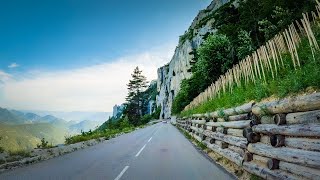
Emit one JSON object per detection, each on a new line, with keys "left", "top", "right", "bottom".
{"left": 9, "top": 150, "right": 31, "bottom": 157}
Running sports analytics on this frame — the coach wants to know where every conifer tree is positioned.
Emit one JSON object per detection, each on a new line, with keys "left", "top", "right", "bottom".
{"left": 125, "top": 66, "right": 148, "bottom": 125}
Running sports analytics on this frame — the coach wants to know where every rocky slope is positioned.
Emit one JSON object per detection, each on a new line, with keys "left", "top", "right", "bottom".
{"left": 156, "top": 0, "right": 231, "bottom": 118}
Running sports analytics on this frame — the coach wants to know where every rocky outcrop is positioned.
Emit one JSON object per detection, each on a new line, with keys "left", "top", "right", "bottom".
{"left": 156, "top": 0, "right": 231, "bottom": 119}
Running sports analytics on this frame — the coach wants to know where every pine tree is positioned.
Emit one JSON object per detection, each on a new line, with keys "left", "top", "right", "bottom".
{"left": 125, "top": 67, "right": 148, "bottom": 125}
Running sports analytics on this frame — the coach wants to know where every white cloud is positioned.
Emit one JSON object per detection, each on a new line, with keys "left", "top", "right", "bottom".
{"left": 0, "top": 70, "right": 11, "bottom": 84}
{"left": 8, "top": 63, "right": 19, "bottom": 68}
{"left": 0, "top": 44, "right": 174, "bottom": 112}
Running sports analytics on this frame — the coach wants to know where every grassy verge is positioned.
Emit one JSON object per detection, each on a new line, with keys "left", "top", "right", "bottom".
{"left": 64, "top": 125, "right": 148, "bottom": 145}
{"left": 181, "top": 27, "right": 320, "bottom": 117}
{"left": 8, "top": 150, "right": 31, "bottom": 158}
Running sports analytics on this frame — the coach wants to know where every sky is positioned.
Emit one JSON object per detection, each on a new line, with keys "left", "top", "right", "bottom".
{"left": 0, "top": 0, "right": 210, "bottom": 112}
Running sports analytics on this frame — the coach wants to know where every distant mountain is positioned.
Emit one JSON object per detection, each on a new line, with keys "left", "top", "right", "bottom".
{"left": 10, "top": 110, "right": 41, "bottom": 123}
{"left": 0, "top": 107, "right": 110, "bottom": 150}
{"left": 28, "top": 111, "right": 112, "bottom": 123}
{"left": 24, "top": 113, "right": 41, "bottom": 121}
{"left": 0, "top": 108, "right": 28, "bottom": 124}
{"left": 69, "top": 119, "right": 100, "bottom": 133}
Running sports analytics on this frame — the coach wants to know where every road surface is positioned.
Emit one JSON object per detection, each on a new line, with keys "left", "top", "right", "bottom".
{"left": 0, "top": 122, "right": 235, "bottom": 180}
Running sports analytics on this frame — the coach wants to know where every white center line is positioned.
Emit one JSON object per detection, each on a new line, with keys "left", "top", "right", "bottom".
{"left": 114, "top": 166, "right": 129, "bottom": 180}
{"left": 135, "top": 144, "right": 146, "bottom": 157}
{"left": 148, "top": 137, "right": 152, "bottom": 142}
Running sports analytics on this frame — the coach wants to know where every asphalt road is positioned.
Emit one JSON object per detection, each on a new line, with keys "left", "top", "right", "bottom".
{"left": 0, "top": 122, "right": 235, "bottom": 180}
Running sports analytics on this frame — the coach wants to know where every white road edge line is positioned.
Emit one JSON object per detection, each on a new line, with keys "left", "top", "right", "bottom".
{"left": 114, "top": 166, "right": 129, "bottom": 180}
{"left": 148, "top": 137, "right": 152, "bottom": 142}
{"left": 135, "top": 144, "right": 146, "bottom": 157}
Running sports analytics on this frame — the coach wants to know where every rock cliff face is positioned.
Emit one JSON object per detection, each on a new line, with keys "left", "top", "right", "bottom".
{"left": 156, "top": 0, "right": 231, "bottom": 119}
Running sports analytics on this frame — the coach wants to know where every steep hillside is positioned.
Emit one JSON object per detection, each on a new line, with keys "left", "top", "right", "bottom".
{"left": 0, "top": 123, "right": 68, "bottom": 151}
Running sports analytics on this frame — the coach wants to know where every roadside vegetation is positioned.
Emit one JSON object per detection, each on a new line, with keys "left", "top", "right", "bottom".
{"left": 8, "top": 150, "right": 31, "bottom": 158}
{"left": 65, "top": 67, "right": 161, "bottom": 144}
{"left": 172, "top": 0, "right": 319, "bottom": 116}
{"left": 182, "top": 30, "right": 320, "bottom": 116}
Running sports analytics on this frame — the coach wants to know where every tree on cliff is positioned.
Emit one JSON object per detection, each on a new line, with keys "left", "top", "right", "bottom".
{"left": 124, "top": 66, "right": 148, "bottom": 126}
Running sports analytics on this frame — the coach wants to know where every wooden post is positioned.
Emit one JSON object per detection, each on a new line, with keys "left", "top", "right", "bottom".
{"left": 243, "top": 162, "right": 299, "bottom": 180}
{"left": 243, "top": 127, "right": 252, "bottom": 138}
{"left": 215, "top": 140, "right": 228, "bottom": 149}
{"left": 248, "top": 143, "right": 320, "bottom": 169}
{"left": 216, "top": 127, "right": 227, "bottom": 134}
{"left": 267, "top": 159, "right": 280, "bottom": 170}
{"left": 253, "top": 123, "right": 320, "bottom": 137}
{"left": 279, "top": 161, "right": 320, "bottom": 179}
{"left": 285, "top": 137, "right": 320, "bottom": 152}
{"left": 270, "top": 135, "right": 285, "bottom": 147}
{"left": 206, "top": 120, "right": 251, "bottom": 129}
{"left": 286, "top": 110, "right": 320, "bottom": 124}
{"left": 203, "top": 140, "right": 244, "bottom": 166}
{"left": 273, "top": 114, "right": 287, "bottom": 125}
{"left": 203, "top": 130, "right": 248, "bottom": 148}
{"left": 227, "top": 128, "right": 244, "bottom": 137}
{"left": 244, "top": 151, "right": 253, "bottom": 162}
{"left": 246, "top": 132, "right": 261, "bottom": 143}
{"left": 228, "top": 145, "right": 245, "bottom": 156}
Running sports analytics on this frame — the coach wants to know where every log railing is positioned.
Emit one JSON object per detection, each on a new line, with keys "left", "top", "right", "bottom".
{"left": 176, "top": 92, "right": 320, "bottom": 179}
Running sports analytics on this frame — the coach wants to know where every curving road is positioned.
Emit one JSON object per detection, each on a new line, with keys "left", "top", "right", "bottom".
{"left": 0, "top": 122, "right": 235, "bottom": 180}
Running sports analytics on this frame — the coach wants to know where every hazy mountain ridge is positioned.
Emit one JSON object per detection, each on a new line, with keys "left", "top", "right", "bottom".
{"left": 0, "top": 108, "right": 111, "bottom": 150}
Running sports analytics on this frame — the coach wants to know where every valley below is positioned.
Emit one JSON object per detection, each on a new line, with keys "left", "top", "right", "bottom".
{"left": 0, "top": 107, "right": 111, "bottom": 151}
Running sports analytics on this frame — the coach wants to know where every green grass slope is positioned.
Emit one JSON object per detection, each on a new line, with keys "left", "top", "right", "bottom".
{"left": 0, "top": 123, "right": 68, "bottom": 151}
{"left": 181, "top": 25, "right": 320, "bottom": 117}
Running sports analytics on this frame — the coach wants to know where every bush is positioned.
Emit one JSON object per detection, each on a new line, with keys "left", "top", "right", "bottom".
{"left": 37, "top": 138, "right": 54, "bottom": 149}
{"left": 141, "top": 114, "right": 152, "bottom": 124}
{"left": 9, "top": 150, "right": 31, "bottom": 157}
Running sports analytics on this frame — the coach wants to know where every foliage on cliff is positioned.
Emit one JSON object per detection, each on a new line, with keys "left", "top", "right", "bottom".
{"left": 172, "top": 0, "right": 316, "bottom": 115}
{"left": 181, "top": 28, "right": 320, "bottom": 116}
{"left": 172, "top": 34, "right": 232, "bottom": 114}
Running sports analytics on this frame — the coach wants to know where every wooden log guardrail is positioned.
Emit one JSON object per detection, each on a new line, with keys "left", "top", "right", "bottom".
{"left": 175, "top": 93, "right": 320, "bottom": 179}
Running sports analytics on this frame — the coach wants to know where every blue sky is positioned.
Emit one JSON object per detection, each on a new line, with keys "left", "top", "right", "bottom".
{"left": 0, "top": 0, "right": 210, "bottom": 112}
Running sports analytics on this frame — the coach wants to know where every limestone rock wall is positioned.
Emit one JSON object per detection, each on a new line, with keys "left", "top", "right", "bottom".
{"left": 156, "top": 0, "right": 230, "bottom": 119}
